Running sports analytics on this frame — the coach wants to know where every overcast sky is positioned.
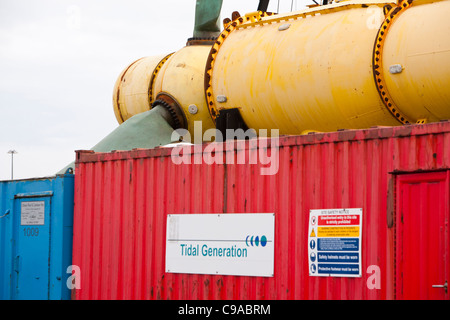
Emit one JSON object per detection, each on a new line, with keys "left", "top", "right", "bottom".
{"left": 0, "top": 0, "right": 310, "bottom": 181}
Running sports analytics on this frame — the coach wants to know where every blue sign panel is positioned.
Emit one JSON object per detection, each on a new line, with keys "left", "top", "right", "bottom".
{"left": 317, "top": 263, "right": 360, "bottom": 275}
{"left": 317, "top": 252, "right": 359, "bottom": 263}
{"left": 317, "top": 238, "right": 359, "bottom": 252}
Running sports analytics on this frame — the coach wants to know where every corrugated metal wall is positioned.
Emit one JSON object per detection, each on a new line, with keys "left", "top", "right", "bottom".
{"left": 0, "top": 174, "right": 74, "bottom": 300}
{"left": 72, "top": 121, "right": 450, "bottom": 300}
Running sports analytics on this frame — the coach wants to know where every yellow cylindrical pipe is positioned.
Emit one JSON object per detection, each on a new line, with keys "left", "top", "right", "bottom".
{"left": 153, "top": 45, "right": 216, "bottom": 140}
{"left": 207, "top": 0, "right": 450, "bottom": 134}
{"left": 209, "top": 2, "right": 398, "bottom": 134}
{"left": 382, "top": 0, "right": 450, "bottom": 122}
{"left": 113, "top": 46, "right": 215, "bottom": 141}
{"left": 113, "top": 54, "right": 171, "bottom": 124}
{"left": 113, "top": 0, "right": 450, "bottom": 141}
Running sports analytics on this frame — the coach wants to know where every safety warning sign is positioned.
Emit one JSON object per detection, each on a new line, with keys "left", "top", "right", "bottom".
{"left": 308, "top": 208, "right": 362, "bottom": 277}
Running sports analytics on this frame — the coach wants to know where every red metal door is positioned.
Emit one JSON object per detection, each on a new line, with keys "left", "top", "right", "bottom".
{"left": 396, "top": 171, "right": 449, "bottom": 300}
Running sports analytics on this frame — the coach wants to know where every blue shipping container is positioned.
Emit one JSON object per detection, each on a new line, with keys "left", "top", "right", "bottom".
{"left": 0, "top": 174, "right": 74, "bottom": 300}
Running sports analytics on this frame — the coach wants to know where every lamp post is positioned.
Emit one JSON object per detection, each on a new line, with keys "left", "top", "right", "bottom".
{"left": 7, "top": 150, "right": 18, "bottom": 180}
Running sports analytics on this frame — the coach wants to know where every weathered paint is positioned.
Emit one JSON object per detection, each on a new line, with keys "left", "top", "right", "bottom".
{"left": 113, "top": 54, "right": 169, "bottom": 124}
{"left": 72, "top": 121, "right": 450, "bottom": 300}
{"left": 208, "top": 0, "right": 450, "bottom": 131}
{"left": 382, "top": 0, "right": 450, "bottom": 123}
{"left": 0, "top": 174, "right": 74, "bottom": 300}
{"left": 113, "top": 45, "right": 216, "bottom": 141}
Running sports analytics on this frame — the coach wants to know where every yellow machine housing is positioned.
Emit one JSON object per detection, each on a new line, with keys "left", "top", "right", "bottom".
{"left": 113, "top": 0, "right": 450, "bottom": 139}
{"left": 153, "top": 45, "right": 216, "bottom": 140}
{"left": 113, "top": 46, "right": 215, "bottom": 141}
{"left": 382, "top": 0, "right": 450, "bottom": 123}
{"left": 113, "top": 54, "right": 169, "bottom": 124}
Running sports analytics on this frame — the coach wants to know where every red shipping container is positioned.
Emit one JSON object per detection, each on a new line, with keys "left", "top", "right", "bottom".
{"left": 72, "top": 121, "right": 450, "bottom": 300}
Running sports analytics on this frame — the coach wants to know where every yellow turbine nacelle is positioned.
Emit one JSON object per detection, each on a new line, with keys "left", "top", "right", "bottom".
{"left": 113, "top": 45, "right": 216, "bottom": 142}
{"left": 113, "top": 0, "right": 450, "bottom": 139}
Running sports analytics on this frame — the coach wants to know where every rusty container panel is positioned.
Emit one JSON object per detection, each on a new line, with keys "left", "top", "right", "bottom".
{"left": 72, "top": 121, "right": 450, "bottom": 300}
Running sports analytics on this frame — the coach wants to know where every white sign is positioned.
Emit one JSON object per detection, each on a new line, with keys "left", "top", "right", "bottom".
{"left": 308, "top": 208, "right": 362, "bottom": 277}
{"left": 165, "top": 213, "right": 275, "bottom": 277}
{"left": 21, "top": 201, "right": 45, "bottom": 225}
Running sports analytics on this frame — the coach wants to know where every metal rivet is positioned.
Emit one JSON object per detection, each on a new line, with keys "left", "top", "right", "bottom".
{"left": 278, "top": 23, "right": 291, "bottom": 31}
{"left": 389, "top": 64, "right": 403, "bottom": 74}
{"left": 217, "top": 95, "right": 227, "bottom": 103}
{"left": 188, "top": 104, "right": 198, "bottom": 115}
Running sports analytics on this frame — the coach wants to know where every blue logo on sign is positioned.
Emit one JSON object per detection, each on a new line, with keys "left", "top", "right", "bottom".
{"left": 246, "top": 235, "right": 268, "bottom": 247}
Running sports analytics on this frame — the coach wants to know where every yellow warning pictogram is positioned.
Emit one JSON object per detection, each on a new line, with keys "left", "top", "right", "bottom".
{"left": 310, "top": 228, "right": 316, "bottom": 237}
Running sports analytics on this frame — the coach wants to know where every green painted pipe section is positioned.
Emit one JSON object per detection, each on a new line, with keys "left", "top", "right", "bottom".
{"left": 193, "top": 0, "right": 223, "bottom": 38}
{"left": 57, "top": 105, "right": 176, "bottom": 174}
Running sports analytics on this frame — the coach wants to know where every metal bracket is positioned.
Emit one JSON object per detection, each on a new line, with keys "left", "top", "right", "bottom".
{"left": 0, "top": 209, "right": 10, "bottom": 219}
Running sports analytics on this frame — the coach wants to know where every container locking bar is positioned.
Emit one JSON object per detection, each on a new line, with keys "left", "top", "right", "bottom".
{"left": 432, "top": 281, "right": 448, "bottom": 294}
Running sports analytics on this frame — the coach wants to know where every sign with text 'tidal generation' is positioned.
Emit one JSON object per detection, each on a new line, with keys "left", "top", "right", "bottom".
{"left": 165, "top": 213, "right": 275, "bottom": 277}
